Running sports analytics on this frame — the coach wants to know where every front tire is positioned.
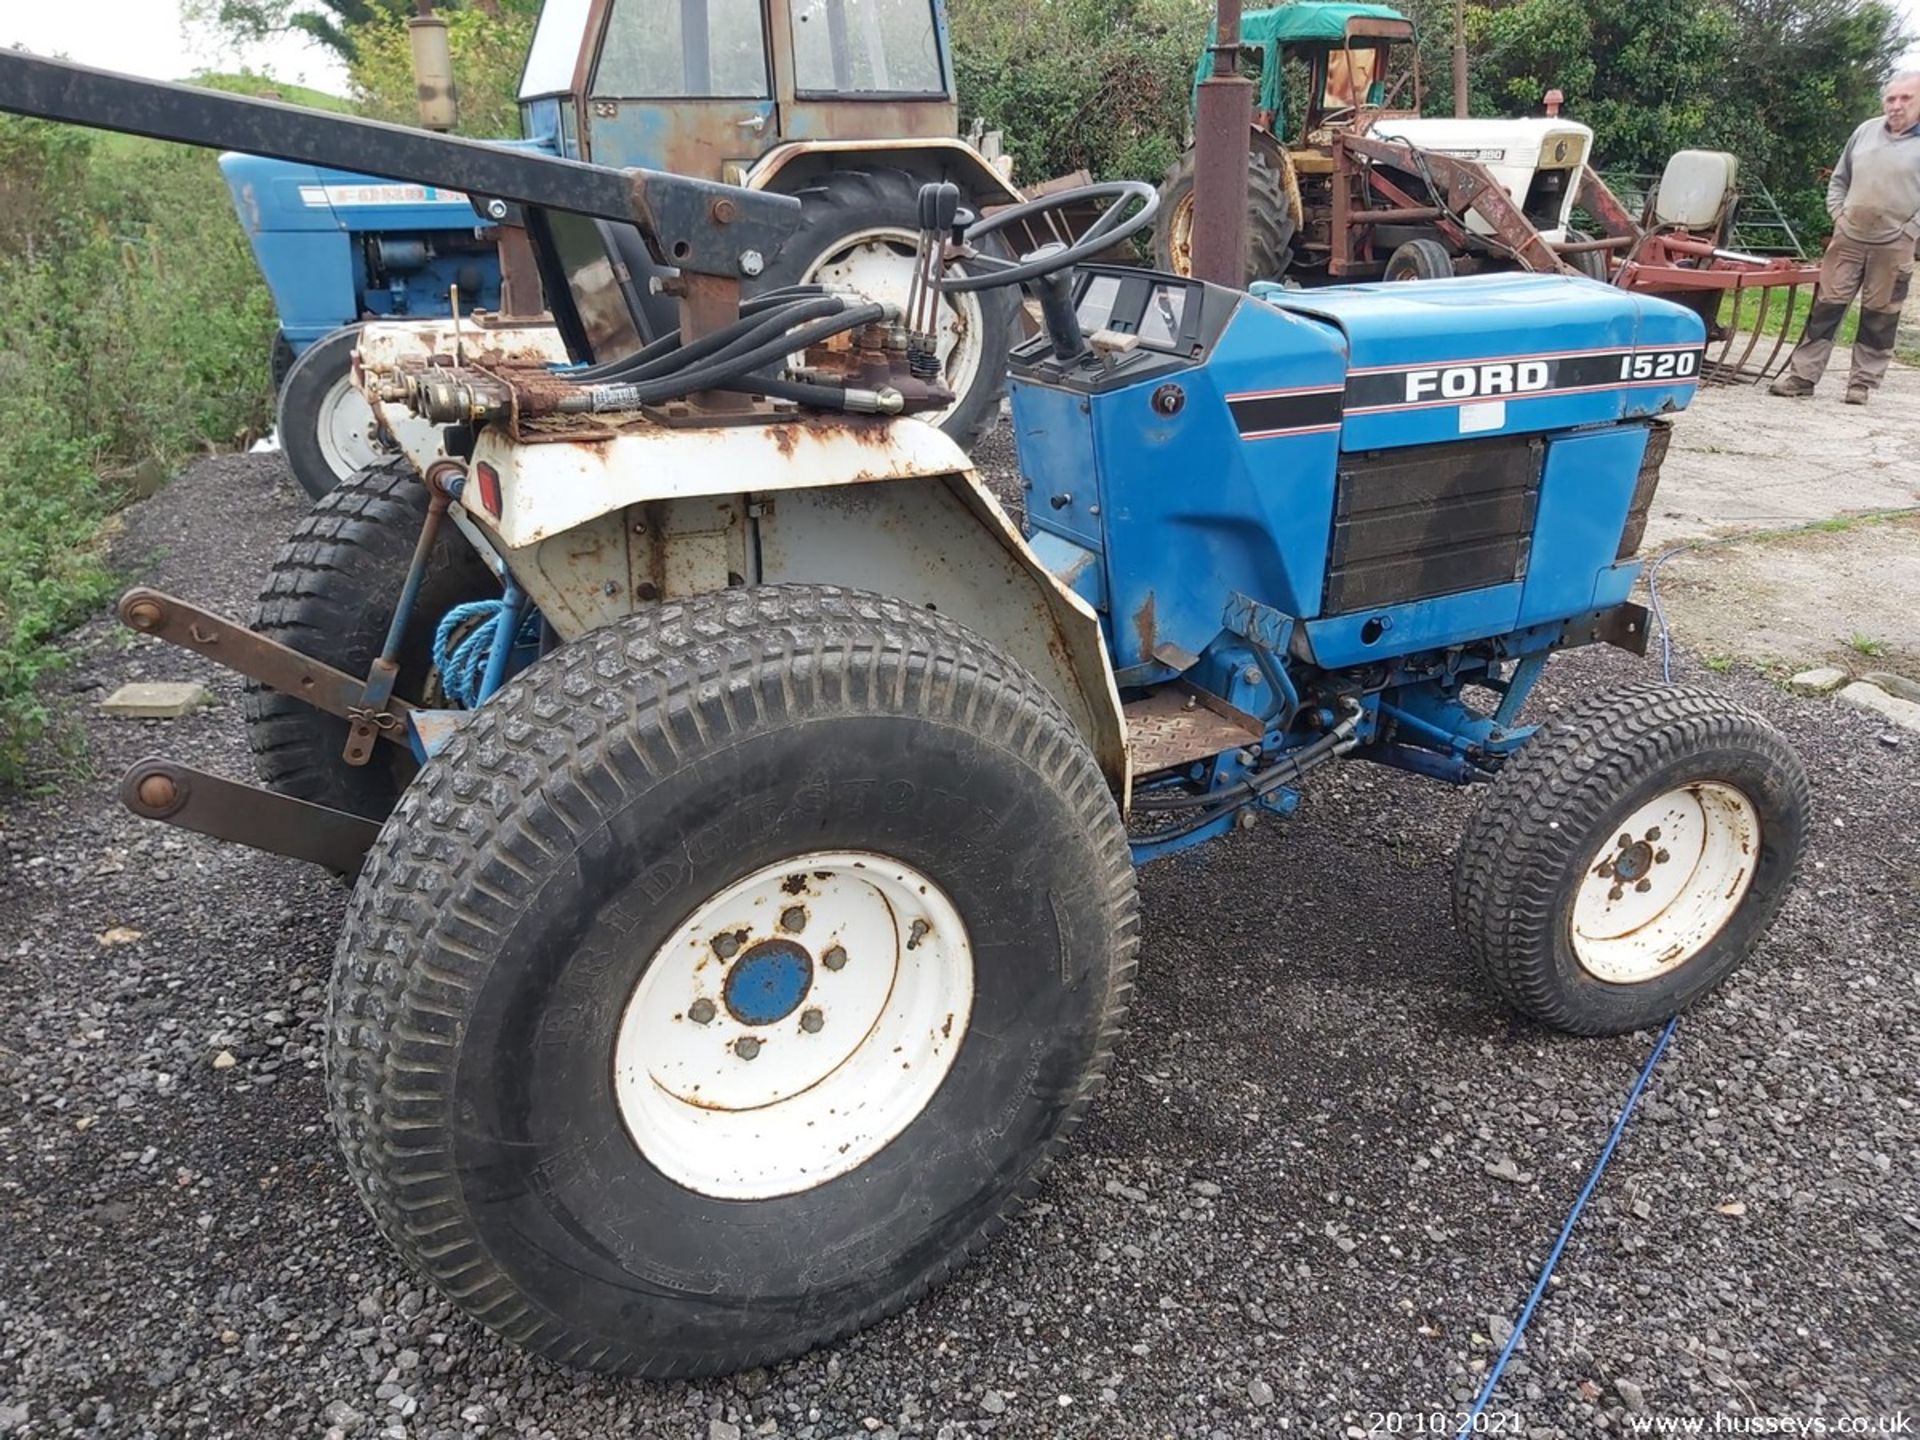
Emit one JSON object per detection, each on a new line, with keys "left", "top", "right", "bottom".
{"left": 1384, "top": 237, "right": 1455, "bottom": 282}
{"left": 1452, "top": 684, "right": 1810, "bottom": 1035}
{"left": 756, "top": 168, "right": 1015, "bottom": 452}
{"left": 329, "top": 586, "right": 1139, "bottom": 1375}
{"left": 277, "top": 325, "right": 396, "bottom": 500}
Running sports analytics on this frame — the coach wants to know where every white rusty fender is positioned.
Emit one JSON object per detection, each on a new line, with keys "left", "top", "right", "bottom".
{"left": 461, "top": 416, "right": 1129, "bottom": 795}
{"left": 469, "top": 414, "right": 970, "bottom": 549}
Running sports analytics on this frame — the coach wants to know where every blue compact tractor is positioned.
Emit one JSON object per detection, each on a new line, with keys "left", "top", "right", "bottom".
{"left": 9, "top": 56, "right": 1809, "bottom": 1382}
{"left": 226, "top": 0, "right": 1020, "bottom": 499}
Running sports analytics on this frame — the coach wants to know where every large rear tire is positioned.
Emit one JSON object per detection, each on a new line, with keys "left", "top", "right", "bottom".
{"left": 1452, "top": 684, "right": 1810, "bottom": 1035}
{"left": 243, "top": 459, "right": 496, "bottom": 825}
{"left": 755, "top": 169, "right": 1015, "bottom": 452}
{"left": 277, "top": 325, "right": 396, "bottom": 500}
{"left": 1153, "top": 143, "right": 1297, "bottom": 281}
{"left": 329, "top": 586, "right": 1139, "bottom": 1375}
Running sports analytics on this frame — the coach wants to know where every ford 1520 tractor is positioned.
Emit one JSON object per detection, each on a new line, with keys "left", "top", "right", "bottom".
{"left": 8, "top": 55, "right": 1809, "bottom": 1379}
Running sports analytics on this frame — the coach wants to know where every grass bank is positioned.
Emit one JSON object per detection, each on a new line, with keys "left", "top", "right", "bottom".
{"left": 0, "top": 112, "right": 278, "bottom": 786}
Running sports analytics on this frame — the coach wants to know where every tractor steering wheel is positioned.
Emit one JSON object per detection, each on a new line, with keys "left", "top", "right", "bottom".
{"left": 944, "top": 180, "right": 1160, "bottom": 293}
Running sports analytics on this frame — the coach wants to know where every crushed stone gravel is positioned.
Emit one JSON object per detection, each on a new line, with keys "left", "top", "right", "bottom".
{"left": 0, "top": 439, "right": 1912, "bottom": 1438}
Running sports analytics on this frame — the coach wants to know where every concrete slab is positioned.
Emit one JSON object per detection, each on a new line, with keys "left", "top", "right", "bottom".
{"left": 1648, "top": 346, "right": 1920, "bottom": 552}
{"left": 99, "top": 682, "right": 213, "bottom": 719}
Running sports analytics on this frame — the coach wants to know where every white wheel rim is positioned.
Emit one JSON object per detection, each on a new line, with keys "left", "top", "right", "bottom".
{"left": 613, "top": 851, "right": 974, "bottom": 1200}
{"left": 1569, "top": 782, "right": 1761, "bottom": 984}
{"left": 314, "top": 371, "right": 389, "bottom": 479}
{"left": 801, "top": 227, "right": 985, "bottom": 427}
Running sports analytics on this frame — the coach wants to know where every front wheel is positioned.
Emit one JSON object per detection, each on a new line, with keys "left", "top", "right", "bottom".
{"left": 1384, "top": 237, "right": 1455, "bottom": 282}
{"left": 329, "top": 586, "right": 1140, "bottom": 1375}
{"left": 1452, "top": 684, "right": 1810, "bottom": 1035}
{"left": 277, "top": 325, "right": 396, "bottom": 500}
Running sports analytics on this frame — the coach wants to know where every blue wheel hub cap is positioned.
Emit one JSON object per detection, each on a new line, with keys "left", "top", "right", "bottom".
{"left": 724, "top": 939, "right": 814, "bottom": 1026}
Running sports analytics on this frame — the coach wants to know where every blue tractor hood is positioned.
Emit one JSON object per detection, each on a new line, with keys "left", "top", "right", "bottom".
{"left": 1250, "top": 273, "right": 1708, "bottom": 451}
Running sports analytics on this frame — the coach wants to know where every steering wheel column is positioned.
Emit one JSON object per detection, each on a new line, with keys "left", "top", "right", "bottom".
{"left": 926, "top": 180, "right": 1161, "bottom": 364}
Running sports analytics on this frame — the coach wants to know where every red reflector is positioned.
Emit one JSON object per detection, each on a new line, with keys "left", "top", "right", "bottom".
{"left": 473, "top": 462, "right": 501, "bottom": 517}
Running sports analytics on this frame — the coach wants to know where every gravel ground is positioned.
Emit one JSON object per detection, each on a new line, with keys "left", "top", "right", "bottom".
{"left": 1, "top": 438, "right": 1915, "bottom": 1439}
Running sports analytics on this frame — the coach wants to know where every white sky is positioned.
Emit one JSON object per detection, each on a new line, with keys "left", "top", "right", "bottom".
{"left": 1, "top": 0, "right": 1915, "bottom": 95}
{"left": 1, "top": 0, "right": 351, "bottom": 94}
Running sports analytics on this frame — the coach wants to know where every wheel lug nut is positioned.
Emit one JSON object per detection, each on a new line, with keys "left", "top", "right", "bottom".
{"left": 688, "top": 998, "right": 716, "bottom": 1025}
{"left": 1654, "top": 848, "right": 1670, "bottom": 864}
{"left": 800, "top": 1008, "right": 824, "bottom": 1034}
{"left": 1617, "top": 833, "right": 1633, "bottom": 849}
{"left": 712, "top": 932, "right": 742, "bottom": 960}
{"left": 779, "top": 905, "right": 807, "bottom": 933}
{"left": 822, "top": 944, "right": 848, "bottom": 971}
{"left": 1646, "top": 826, "right": 1662, "bottom": 841}
{"left": 1634, "top": 879, "right": 1652, "bottom": 893}
{"left": 1608, "top": 885, "right": 1625, "bottom": 901}
{"left": 734, "top": 1036, "right": 761, "bottom": 1060}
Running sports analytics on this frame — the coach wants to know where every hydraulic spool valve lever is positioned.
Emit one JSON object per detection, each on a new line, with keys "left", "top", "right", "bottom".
{"left": 907, "top": 182, "right": 963, "bottom": 381}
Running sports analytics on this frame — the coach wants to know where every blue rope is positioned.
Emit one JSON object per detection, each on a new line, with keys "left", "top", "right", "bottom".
{"left": 1457, "top": 549, "right": 1690, "bottom": 1433}
{"left": 431, "top": 599, "right": 540, "bottom": 709}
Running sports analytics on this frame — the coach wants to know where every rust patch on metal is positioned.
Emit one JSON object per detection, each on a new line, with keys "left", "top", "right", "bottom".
{"left": 781, "top": 874, "right": 810, "bottom": 895}
{"left": 1133, "top": 592, "right": 1158, "bottom": 661}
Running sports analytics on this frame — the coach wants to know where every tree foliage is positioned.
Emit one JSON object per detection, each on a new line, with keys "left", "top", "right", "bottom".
{"left": 1398, "top": 0, "right": 1907, "bottom": 237}
{"left": 187, "top": 0, "right": 536, "bottom": 64}
{"left": 948, "top": 0, "right": 1206, "bottom": 186}
{"left": 345, "top": 5, "right": 540, "bottom": 135}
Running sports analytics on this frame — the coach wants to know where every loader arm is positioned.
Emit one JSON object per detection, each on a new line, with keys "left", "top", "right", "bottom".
{"left": 0, "top": 51, "right": 799, "bottom": 289}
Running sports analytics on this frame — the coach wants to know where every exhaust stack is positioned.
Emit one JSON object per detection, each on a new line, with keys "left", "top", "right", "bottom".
{"left": 407, "top": 13, "right": 459, "bottom": 133}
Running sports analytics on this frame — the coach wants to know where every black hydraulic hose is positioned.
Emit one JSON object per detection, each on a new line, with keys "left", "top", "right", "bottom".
{"left": 578, "top": 294, "right": 844, "bottom": 385}
{"left": 612, "top": 296, "right": 848, "bottom": 383}
{"left": 564, "top": 302, "right": 887, "bottom": 411}
{"left": 571, "top": 285, "right": 834, "bottom": 383}
{"left": 718, "top": 372, "right": 858, "bottom": 410}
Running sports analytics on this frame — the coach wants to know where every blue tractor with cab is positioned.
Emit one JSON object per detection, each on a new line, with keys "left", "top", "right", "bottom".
{"left": 7, "top": 53, "right": 1810, "bottom": 1382}
{"left": 228, "top": 0, "right": 1022, "bottom": 499}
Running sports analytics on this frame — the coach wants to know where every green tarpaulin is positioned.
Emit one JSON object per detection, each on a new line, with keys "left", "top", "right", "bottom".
{"left": 1191, "top": 3, "right": 1413, "bottom": 121}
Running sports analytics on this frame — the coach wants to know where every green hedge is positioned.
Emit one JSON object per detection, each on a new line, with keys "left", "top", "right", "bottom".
{"left": 0, "top": 116, "right": 276, "bottom": 785}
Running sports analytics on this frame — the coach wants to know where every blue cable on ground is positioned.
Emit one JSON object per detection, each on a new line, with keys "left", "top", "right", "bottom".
{"left": 1455, "top": 547, "right": 1690, "bottom": 1433}
{"left": 431, "top": 598, "right": 540, "bottom": 709}
{"left": 1456, "top": 1016, "right": 1679, "bottom": 1431}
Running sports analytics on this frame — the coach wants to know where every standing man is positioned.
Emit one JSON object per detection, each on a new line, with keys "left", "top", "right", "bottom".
{"left": 1770, "top": 71, "right": 1920, "bottom": 404}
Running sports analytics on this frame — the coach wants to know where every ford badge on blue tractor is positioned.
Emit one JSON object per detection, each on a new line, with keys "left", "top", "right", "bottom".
{"left": 3, "top": 52, "right": 1808, "bottom": 1380}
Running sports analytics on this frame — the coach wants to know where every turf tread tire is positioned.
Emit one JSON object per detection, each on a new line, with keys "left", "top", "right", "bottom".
{"left": 1452, "top": 682, "right": 1810, "bottom": 1035}
{"left": 328, "top": 585, "right": 1140, "bottom": 1376}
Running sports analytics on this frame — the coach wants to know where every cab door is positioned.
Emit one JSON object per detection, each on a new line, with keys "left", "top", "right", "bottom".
{"left": 582, "top": 0, "right": 779, "bottom": 179}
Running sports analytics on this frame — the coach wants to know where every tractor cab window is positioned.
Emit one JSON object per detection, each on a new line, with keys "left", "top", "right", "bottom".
{"left": 790, "top": 0, "right": 944, "bottom": 96}
{"left": 1323, "top": 46, "right": 1380, "bottom": 110}
{"left": 594, "top": 0, "right": 771, "bottom": 99}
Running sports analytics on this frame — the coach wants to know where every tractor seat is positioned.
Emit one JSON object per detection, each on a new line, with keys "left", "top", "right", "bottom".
{"left": 1651, "top": 151, "right": 1738, "bottom": 233}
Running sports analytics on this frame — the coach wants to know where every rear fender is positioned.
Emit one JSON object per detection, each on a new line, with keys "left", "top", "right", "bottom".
{"left": 461, "top": 418, "right": 1128, "bottom": 792}
{"left": 746, "top": 140, "right": 1022, "bottom": 207}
